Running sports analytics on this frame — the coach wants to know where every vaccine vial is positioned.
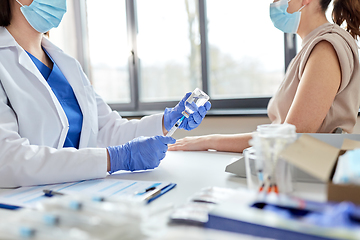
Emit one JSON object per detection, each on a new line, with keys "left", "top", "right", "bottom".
{"left": 182, "top": 88, "right": 210, "bottom": 118}
{"left": 166, "top": 88, "right": 210, "bottom": 137}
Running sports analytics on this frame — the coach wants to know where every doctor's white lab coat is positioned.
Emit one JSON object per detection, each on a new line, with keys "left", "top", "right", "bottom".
{"left": 0, "top": 27, "right": 164, "bottom": 188}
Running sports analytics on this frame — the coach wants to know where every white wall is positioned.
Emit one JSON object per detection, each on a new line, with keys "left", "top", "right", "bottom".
{"left": 171, "top": 116, "right": 271, "bottom": 139}
{"left": 130, "top": 116, "right": 360, "bottom": 140}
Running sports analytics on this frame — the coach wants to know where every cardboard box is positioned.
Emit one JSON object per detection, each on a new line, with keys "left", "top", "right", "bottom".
{"left": 280, "top": 134, "right": 360, "bottom": 205}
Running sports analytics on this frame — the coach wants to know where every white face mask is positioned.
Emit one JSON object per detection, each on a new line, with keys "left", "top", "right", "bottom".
{"left": 270, "top": 0, "right": 306, "bottom": 33}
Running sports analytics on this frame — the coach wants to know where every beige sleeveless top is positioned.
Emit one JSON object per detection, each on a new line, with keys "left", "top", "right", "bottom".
{"left": 267, "top": 23, "right": 360, "bottom": 133}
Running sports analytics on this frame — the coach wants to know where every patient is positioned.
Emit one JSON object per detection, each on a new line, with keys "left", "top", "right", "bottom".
{"left": 169, "top": 0, "right": 360, "bottom": 153}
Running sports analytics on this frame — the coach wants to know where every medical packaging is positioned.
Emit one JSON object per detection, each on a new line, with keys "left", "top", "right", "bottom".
{"left": 0, "top": 218, "right": 93, "bottom": 240}
{"left": 205, "top": 191, "right": 360, "bottom": 240}
{"left": 0, "top": 193, "right": 160, "bottom": 240}
{"left": 37, "top": 195, "right": 148, "bottom": 239}
{"left": 279, "top": 134, "right": 360, "bottom": 205}
{"left": 189, "top": 186, "right": 238, "bottom": 204}
{"left": 169, "top": 187, "right": 239, "bottom": 225}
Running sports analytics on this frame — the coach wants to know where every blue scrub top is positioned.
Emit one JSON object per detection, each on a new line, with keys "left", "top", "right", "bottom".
{"left": 26, "top": 50, "right": 83, "bottom": 149}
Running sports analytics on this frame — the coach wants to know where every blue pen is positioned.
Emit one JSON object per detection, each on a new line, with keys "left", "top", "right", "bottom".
{"left": 147, "top": 183, "right": 177, "bottom": 204}
{"left": 134, "top": 183, "right": 162, "bottom": 196}
{"left": 43, "top": 189, "right": 64, "bottom": 197}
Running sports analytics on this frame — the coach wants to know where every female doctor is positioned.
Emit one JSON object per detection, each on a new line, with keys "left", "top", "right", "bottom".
{"left": 0, "top": 0, "right": 211, "bottom": 188}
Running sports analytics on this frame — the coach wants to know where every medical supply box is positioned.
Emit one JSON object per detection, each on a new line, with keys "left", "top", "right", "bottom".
{"left": 280, "top": 134, "right": 360, "bottom": 205}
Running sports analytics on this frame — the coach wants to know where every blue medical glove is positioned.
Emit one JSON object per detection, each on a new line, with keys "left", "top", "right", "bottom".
{"left": 107, "top": 136, "right": 176, "bottom": 173}
{"left": 164, "top": 92, "right": 211, "bottom": 131}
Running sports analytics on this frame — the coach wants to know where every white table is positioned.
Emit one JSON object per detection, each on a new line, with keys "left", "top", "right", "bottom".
{"left": 108, "top": 151, "right": 248, "bottom": 206}
{"left": 108, "top": 151, "right": 327, "bottom": 204}
{"left": 0, "top": 151, "right": 328, "bottom": 239}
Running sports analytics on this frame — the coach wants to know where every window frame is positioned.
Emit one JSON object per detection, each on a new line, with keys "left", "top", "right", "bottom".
{"left": 81, "top": 0, "right": 297, "bottom": 115}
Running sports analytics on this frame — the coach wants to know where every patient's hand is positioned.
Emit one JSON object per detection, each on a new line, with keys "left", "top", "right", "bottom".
{"left": 168, "top": 136, "right": 212, "bottom": 151}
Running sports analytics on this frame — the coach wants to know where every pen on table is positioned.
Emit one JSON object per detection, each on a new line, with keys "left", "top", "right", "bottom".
{"left": 43, "top": 189, "right": 65, "bottom": 197}
{"left": 147, "top": 183, "right": 176, "bottom": 204}
{"left": 134, "top": 186, "right": 157, "bottom": 196}
{"left": 140, "top": 188, "right": 162, "bottom": 201}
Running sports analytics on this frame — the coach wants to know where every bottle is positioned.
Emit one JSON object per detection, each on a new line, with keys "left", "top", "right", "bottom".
{"left": 182, "top": 88, "right": 210, "bottom": 118}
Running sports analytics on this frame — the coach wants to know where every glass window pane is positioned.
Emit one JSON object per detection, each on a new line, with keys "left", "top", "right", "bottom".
{"left": 50, "top": 0, "right": 77, "bottom": 60}
{"left": 207, "top": 0, "right": 284, "bottom": 99}
{"left": 87, "top": 0, "right": 130, "bottom": 103}
{"left": 137, "top": 0, "right": 202, "bottom": 102}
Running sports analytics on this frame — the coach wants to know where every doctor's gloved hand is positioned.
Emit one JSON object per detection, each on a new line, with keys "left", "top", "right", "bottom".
{"left": 106, "top": 136, "right": 176, "bottom": 173}
{"left": 163, "top": 92, "right": 211, "bottom": 132}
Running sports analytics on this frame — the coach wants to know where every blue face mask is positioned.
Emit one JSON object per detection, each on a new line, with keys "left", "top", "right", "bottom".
{"left": 270, "top": 0, "right": 306, "bottom": 34}
{"left": 15, "top": 0, "right": 67, "bottom": 33}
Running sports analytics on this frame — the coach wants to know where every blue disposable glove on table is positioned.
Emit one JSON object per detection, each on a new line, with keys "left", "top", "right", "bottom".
{"left": 163, "top": 92, "right": 211, "bottom": 132}
{"left": 107, "top": 136, "right": 176, "bottom": 173}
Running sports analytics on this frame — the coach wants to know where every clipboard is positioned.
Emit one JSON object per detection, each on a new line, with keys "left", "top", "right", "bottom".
{"left": 0, "top": 179, "right": 176, "bottom": 209}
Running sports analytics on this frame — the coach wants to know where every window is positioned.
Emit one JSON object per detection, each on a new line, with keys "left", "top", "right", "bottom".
{"left": 87, "top": 0, "right": 131, "bottom": 104}
{"left": 137, "top": 0, "right": 202, "bottom": 102}
{"left": 50, "top": 0, "right": 78, "bottom": 59}
{"left": 206, "top": 0, "right": 284, "bottom": 99}
{"left": 83, "top": 0, "right": 291, "bottom": 113}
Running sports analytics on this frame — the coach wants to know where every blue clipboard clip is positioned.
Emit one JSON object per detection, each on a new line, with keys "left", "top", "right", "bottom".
{"left": 147, "top": 183, "right": 177, "bottom": 204}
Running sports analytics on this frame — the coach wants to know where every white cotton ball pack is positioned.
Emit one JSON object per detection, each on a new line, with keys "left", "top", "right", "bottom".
{"left": 333, "top": 149, "right": 360, "bottom": 185}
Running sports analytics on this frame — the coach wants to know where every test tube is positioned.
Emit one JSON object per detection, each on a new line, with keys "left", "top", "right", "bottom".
{"left": 166, "top": 88, "right": 209, "bottom": 137}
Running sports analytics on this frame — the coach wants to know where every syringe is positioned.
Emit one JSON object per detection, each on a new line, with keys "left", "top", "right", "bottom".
{"left": 166, "top": 116, "right": 185, "bottom": 137}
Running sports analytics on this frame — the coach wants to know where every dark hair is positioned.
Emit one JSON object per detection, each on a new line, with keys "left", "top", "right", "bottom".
{"left": 0, "top": 0, "right": 11, "bottom": 27}
{"left": 320, "top": 0, "right": 360, "bottom": 39}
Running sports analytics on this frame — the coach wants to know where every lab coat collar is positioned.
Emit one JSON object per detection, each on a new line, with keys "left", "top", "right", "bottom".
{"left": 0, "top": 27, "right": 69, "bottom": 148}
{"left": 0, "top": 27, "right": 64, "bottom": 61}
{"left": 0, "top": 28, "right": 64, "bottom": 110}
{"left": 0, "top": 27, "right": 63, "bottom": 51}
{"left": 0, "top": 27, "right": 18, "bottom": 49}
{"left": 0, "top": 27, "right": 92, "bottom": 148}
{"left": 41, "top": 36, "right": 64, "bottom": 54}
{"left": 0, "top": 28, "right": 49, "bottom": 83}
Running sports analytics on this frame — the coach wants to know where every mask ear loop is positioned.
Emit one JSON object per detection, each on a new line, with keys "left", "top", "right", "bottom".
{"left": 298, "top": 4, "right": 306, "bottom": 12}
{"left": 287, "top": 0, "right": 307, "bottom": 12}
{"left": 15, "top": 0, "right": 24, "bottom": 7}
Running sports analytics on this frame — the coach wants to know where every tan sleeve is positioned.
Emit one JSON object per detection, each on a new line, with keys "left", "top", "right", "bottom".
{"left": 298, "top": 33, "right": 354, "bottom": 93}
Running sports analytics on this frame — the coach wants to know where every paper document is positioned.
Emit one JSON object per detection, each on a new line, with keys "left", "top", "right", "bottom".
{"left": 0, "top": 179, "right": 173, "bottom": 208}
